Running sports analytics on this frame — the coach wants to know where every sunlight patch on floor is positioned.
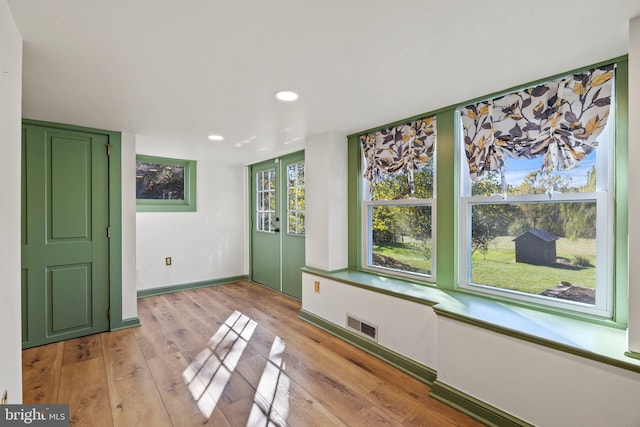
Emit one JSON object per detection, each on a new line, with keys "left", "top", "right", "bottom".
{"left": 246, "top": 336, "right": 290, "bottom": 427}
{"left": 182, "top": 310, "right": 257, "bottom": 418}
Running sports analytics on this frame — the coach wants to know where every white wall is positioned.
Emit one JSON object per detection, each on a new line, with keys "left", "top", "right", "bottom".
{"left": 302, "top": 273, "right": 438, "bottom": 368}
{"left": 627, "top": 16, "right": 640, "bottom": 352}
{"left": 305, "top": 132, "right": 348, "bottom": 271}
{"left": 0, "top": 0, "right": 22, "bottom": 403}
{"left": 438, "top": 318, "right": 640, "bottom": 427}
{"left": 121, "top": 132, "right": 138, "bottom": 319}
{"left": 135, "top": 141, "right": 247, "bottom": 291}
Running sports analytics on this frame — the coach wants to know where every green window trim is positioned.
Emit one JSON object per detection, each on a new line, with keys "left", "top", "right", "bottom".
{"left": 347, "top": 55, "right": 628, "bottom": 328}
{"left": 136, "top": 154, "right": 197, "bottom": 212}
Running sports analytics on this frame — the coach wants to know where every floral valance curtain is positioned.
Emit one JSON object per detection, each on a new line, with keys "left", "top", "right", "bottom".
{"left": 360, "top": 115, "right": 436, "bottom": 194}
{"left": 459, "top": 65, "right": 615, "bottom": 184}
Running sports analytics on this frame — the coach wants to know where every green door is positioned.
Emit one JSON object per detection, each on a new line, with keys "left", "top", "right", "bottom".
{"left": 250, "top": 151, "right": 305, "bottom": 299}
{"left": 22, "top": 124, "right": 110, "bottom": 348}
{"left": 251, "top": 160, "right": 281, "bottom": 292}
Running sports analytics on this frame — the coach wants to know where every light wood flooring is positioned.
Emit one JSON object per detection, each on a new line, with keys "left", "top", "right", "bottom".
{"left": 22, "top": 281, "right": 483, "bottom": 426}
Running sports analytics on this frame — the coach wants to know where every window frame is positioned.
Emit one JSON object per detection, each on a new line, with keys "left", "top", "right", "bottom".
{"left": 360, "top": 142, "right": 437, "bottom": 281}
{"left": 456, "top": 68, "right": 617, "bottom": 318}
{"left": 136, "top": 154, "right": 197, "bottom": 212}
{"left": 458, "top": 192, "right": 612, "bottom": 316}
{"left": 348, "top": 56, "right": 627, "bottom": 326}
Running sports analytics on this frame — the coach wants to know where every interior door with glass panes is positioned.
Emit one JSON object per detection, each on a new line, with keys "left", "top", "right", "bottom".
{"left": 250, "top": 151, "right": 305, "bottom": 298}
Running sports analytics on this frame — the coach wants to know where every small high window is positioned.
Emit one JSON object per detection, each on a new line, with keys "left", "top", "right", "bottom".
{"left": 136, "top": 155, "right": 197, "bottom": 212}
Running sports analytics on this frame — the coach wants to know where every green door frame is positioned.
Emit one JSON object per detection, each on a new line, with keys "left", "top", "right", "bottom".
{"left": 249, "top": 150, "right": 305, "bottom": 298}
{"left": 22, "top": 119, "right": 125, "bottom": 332}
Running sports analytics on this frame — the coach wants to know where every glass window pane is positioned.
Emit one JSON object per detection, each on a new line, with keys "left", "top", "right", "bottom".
{"left": 298, "top": 212, "right": 305, "bottom": 234}
{"left": 370, "top": 205, "right": 432, "bottom": 276}
{"left": 288, "top": 213, "right": 296, "bottom": 234}
{"left": 256, "top": 168, "right": 277, "bottom": 232}
{"left": 286, "top": 161, "right": 305, "bottom": 235}
{"left": 288, "top": 189, "right": 296, "bottom": 210}
{"left": 371, "top": 161, "right": 434, "bottom": 200}
{"left": 136, "top": 162, "right": 186, "bottom": 200}
{"left": 471, "top": 157, "right": 599, "bottom": 197}
{"left": 470, "top": 202, "right": 596, "bottom": 305}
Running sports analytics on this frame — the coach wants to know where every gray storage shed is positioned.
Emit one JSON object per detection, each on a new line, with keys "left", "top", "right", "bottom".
{"left": 513, "top": 229, "right": 559, "bottom": 266}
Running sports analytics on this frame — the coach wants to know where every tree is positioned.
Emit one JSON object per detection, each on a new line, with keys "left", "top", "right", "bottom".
{"left": 511, "top": 170, "right": 566, "bottom": 236}
{"left": 136, "top": 162, "right": 185, "bottom": 200}
{"left": 370, "top": 165, "right": 434, "bottom": 245}
{"left": 470, "top": 174, "right": 519, "bottom": 257}
{"left": 560, "top": 166, "right": 597, "bottom": 239}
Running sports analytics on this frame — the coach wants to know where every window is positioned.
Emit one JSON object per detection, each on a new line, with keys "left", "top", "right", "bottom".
{"left": 256, "top": 168, "right": 277, "bottom": 232}
{"left": 136, "top": 155, "right": 197, "bottom": 212}
{"left": 287, "top": 161, "right": 305, "bottom": 235}
{"left": 361, "top": 116, "right": 436, "bottom": 279}
{"left": 458, "top": 65, "right": 615, "bottom": 316}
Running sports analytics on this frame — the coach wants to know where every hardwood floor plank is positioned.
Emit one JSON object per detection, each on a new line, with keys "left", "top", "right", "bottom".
{"left": 22, "top": 341, "right": 64, "bottom": 404}
{"left": 144, "top": 352, "right": 231, "bottom": 426}
{"left": 23, "top": 282, "right": 483, "bottom": 426}
{"left": 57, "top": 356, "right": 113, "bottom": 427}
{"left": 101, "top": 329, "right": 172, "bottom": 426}
{"left": 62, "top": 334, "right": 103, "bottom": 366}
{"left": 328, "top": 336, "right": 434, "bottom": 405}
{"left": 134, "top": 297, "right": 181, "bottom": 360}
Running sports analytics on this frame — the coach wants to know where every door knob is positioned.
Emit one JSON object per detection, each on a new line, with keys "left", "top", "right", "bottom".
{"left": 274, "top": 228, "right": 280, "bottom": 233}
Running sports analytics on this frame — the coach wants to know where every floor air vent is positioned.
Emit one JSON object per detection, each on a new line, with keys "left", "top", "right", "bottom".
{"left": 346, "top": 314, "right": 378, "bottom": 342}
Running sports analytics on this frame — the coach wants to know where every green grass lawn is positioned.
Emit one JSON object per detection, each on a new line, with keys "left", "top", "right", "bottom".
{"left": 373, "top": 241, "right": 432, "bottom": 274}
{"left": 472, "top": 236, "right": 595, "bottom": 294}
{"left": 373, "top": 236, "right": 596, "bottom": 295}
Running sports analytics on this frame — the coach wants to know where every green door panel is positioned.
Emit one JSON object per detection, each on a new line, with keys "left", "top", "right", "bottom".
{"left": 50, "top": 136, "right": 90, "bottom": 239}
{"left": 22, "top": 124, "right": 110, "bottom": 348}
{"left": 250, "top": 160, "right": 281, "bottom": 292}
{"left": 281, "top": 153, "right": 305, "bottom": 299}
{"left": 49, "top": 264, "right": 91, "bottom": 333}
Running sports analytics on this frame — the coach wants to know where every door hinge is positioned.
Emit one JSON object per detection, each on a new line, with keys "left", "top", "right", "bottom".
{"left": 107, "top": 226, "right": 111, "bottom": 238}
{"left": 107, "top": 144, "right": 111, "bottom": 156}
{"left": 108, "top": 308, "right": 111, "bottom": 320}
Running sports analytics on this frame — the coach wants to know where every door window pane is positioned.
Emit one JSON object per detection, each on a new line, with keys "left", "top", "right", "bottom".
{"left": 287, "top": 162, "right": 305, "bottom": 235}
{"left": 256, "top": 169, "right": 276, "bottom": 232}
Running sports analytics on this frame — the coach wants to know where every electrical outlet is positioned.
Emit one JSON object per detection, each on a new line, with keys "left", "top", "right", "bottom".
{"left": 314, "top": 281, "right": 320, "bottom": 293}
{"left": 165, "top": 257, "right": 172, "bottom": 266}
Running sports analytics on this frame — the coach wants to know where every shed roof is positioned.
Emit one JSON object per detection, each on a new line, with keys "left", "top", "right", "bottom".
{"left": 513, "top": 228, "right": 559, "bottom": 243}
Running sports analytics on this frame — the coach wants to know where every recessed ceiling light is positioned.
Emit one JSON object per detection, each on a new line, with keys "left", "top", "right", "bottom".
{"left": 275, "top": 91, "right": 299, "bottom": 102}
{"left": 208, "top": 134, "right": 224, "bottom": 141}
{"left": 283, "top": 137, "right": 303, "bottom": 145}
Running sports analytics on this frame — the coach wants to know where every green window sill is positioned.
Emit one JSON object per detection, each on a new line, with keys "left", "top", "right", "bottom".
{"left": 301, "top": 266, "right": 640, "bottom": 374}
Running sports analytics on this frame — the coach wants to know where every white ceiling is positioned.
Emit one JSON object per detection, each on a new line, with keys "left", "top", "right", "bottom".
{"left": 7, "top": 0, "right": 640, "bottom": 164}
